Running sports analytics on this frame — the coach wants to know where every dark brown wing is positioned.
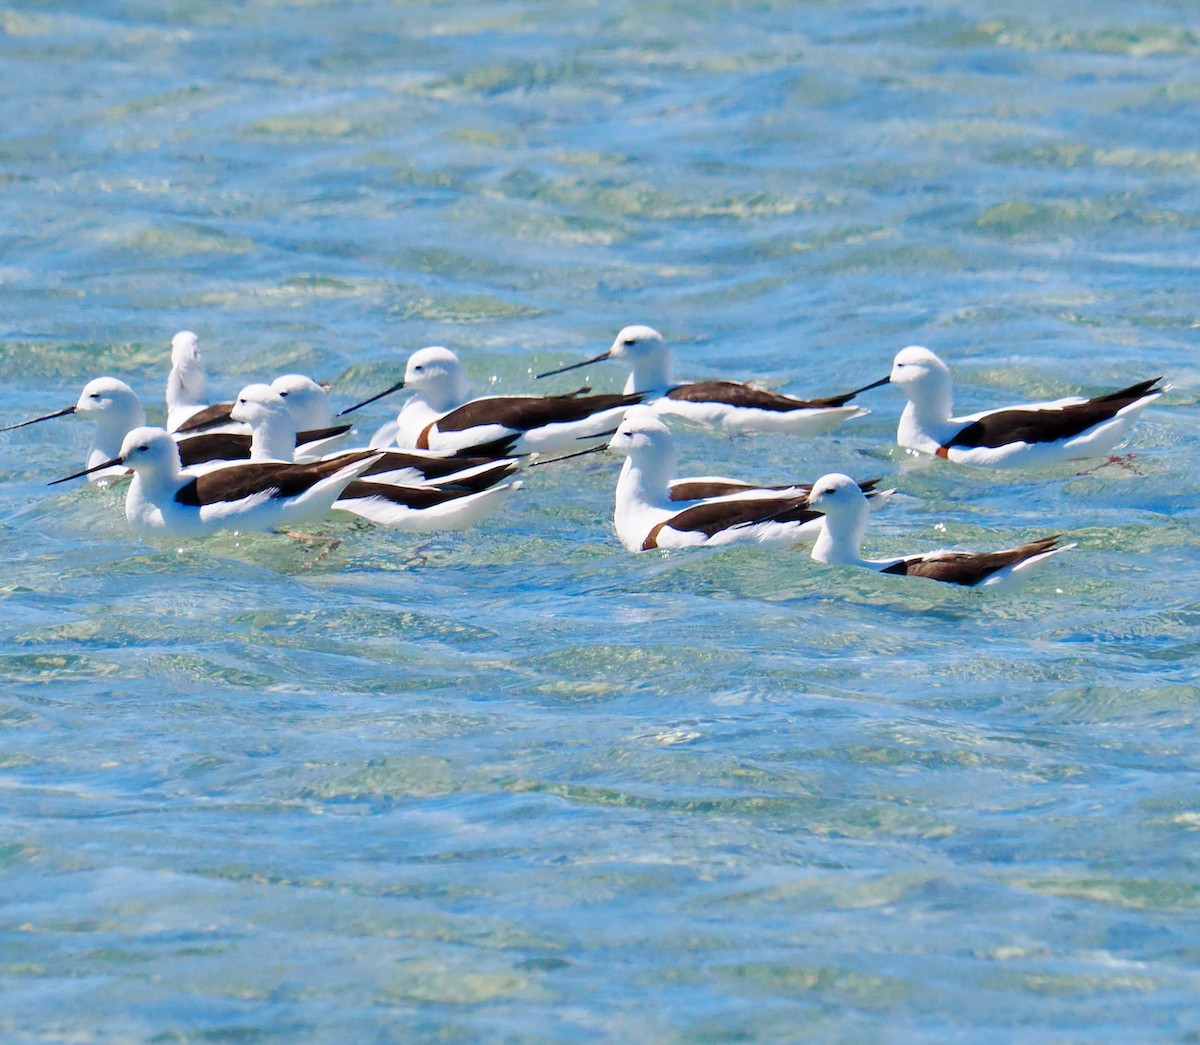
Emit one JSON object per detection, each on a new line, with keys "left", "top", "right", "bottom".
{"left": 176, "top": 432, "right": 252, "bottom": 467}
{"left": 338, "top": 481, "right": 478, "bottom": 509}
{"left": 879, "top": 536, "right": 1062, "bottom": 586}
{"left": 173, "top": 401, "right": 236, "bottom": 433}
{"left": 669, "top": 477, "right": 879, "bottom": 502}
{"left": 296, "top": 424, "right": 353, "bottom": 444}
{"left": 362, "top": 452, "right": 515, "bottom": 485}
{"left": 452, "top": 432, "right": 521, "bottom": 457}
{"left": 642, "top": 495, "right": 816, "bottom": 550}
{"left": 434, "top": 392, "right": 643, "bottom": 434}
{"left": 946, "top": 379, "right": 1162, "bottom": 450}
{"left": 665, "top": 381, "right": 858, "bottom": 412}
{"left": 174, "top": 451, "right": 375, "bottom": 507}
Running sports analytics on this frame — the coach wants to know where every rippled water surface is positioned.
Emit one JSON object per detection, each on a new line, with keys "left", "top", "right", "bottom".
{"left": 2, "top": 1, "right": 1199, "bottom": 1041}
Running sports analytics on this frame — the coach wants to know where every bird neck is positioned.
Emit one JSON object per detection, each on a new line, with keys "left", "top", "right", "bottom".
{"left": 615, "top": 446, "right": 675, "bottom": 512}
{"left": 167, "top": 361, "right": 207, "bottom": 410}
{"left": 415, "top": 373, "right": 468, "bottom": 415}
{"left": 249, "top": 409, "right": 297, "bottom": 462}
{"left": 811, "top": 505, "right": 870, "bottom": 566}
{"left": 396, "top": 397, "right": 443, "bottom": 447}
{"left": 623, "top": 349, "right": 673, "bottom": 394}
{"left": 91, "top": 403, "right": 146, "bottom": 462}
{"left": 134, "top": 457, "right": 183, "bottom": 502}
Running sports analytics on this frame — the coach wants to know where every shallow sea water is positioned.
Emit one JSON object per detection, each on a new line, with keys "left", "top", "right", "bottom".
{"left": 1, "top": 1, "right": 1199, "bottom": 1041}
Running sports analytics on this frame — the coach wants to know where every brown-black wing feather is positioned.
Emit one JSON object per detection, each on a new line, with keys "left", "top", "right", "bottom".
{"left": 362, "top": 452, "right": 513, "bottom": 483}
{"left": 644, "top": 495, "right": 816, "bottom": 549}
{"left": 669, "top": 477, "right": 879, "bottom": 502}
{"left": 947, "top": 379, "right": 1162, "bottom": 450}
{"left": 338, "top": 481, "right": 475, "bottom": 509}
{"left": 173, "top": 401, "right": 236, "bottom": 433}
{"left": 665, "top": 381, "right": 858, "bottom": 412}
{"left": 434, "top": 392, "right": 643, "bottom": 434}
{"left": 176, "top": 432, "right": 252, "bottom": 467}
{"left": 175, "top": 452, "right": 374, "bottom": 507}
{"left": 879, "top": 536, "right": 1061, "bottom": 586}
{"left": 295, "top": 423, "right": 353, "bottom": 444}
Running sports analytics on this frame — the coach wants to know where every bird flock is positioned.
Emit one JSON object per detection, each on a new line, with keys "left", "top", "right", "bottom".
{"left": 7, "top": 326, "right": 1166, "bottom": 588}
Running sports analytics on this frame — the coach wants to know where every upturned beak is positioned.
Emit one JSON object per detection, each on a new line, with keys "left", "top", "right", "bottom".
{"left": 338, "top": 378, "right": 406, "bottom": 416}
{"left": 49, "top": 454, "right": 125, "bottom": 485}
{"left": 1, "top": 404, "right": 76, "bottom": 431}
{"left": 535, "top": 351, "right": 612, "bottom": 380}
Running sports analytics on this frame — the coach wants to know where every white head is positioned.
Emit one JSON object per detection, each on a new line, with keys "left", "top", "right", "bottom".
{"left": 608, "top": 325, "right": 670, "bottom": 392}
{"left": 231, "top": 383, "right": 296, "bottom": 462}
{"left": 170, "top": 330, "right": 202, "bottom": 368}
{"left": 608, "top": 325, "right": 665, "bottom": 362}
{"left": 608, "top": 406, "right": 676, "bottom": 475}
{"left": 75, "top": 377, "right": 146, "bottom": 428}
{"left": 403, "top": 346, "right": 468, "bottom": 411}
{"left": 270, "top": 374, "right": 332, "bottom": 430}
{"left": 230, "top": 383, "right": 289, "bottom": 426}
{"left": 118, "top": 426, "right": 184, "bottom": 478}
{"left": 806, "top": 473, "right": 871, "bottom": 562}
{"left": 807, "top": 473, "right": 869, "bottom": 516}
{"left": 890, "top": 346, "right": 952, "bottom": 397}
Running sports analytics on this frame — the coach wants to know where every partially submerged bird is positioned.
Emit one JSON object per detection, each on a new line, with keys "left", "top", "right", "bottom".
{"left": 2, "top": 376, "right": 354, "bottom": 478}
{"left": 805, "top": 472, "right": 1072, "bottom": 586}
{"left": 588, "top": 407, "right": 889, "bottom": 552}
{"left": 228, "top": 383, "right": 522, "bottom": 530}
{"left": 51, "top": 426, "right": 377, "bottom": 537}
{"left": 341, "top": 346, "right": 643, "bottom": 455}
{"left": 856, "top": 346, "right": 1165, "bottom": 467}
{"left": 537, "top": 325, "right": 869, "bottom": 436}
{"left": 3, "top": 376, "right": 146, "bottom": 482}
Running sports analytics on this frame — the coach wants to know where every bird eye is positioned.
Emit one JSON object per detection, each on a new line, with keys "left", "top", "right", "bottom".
{"left": 278, "top": 390, "right": 289, "bottom": 397}
{"left": 414, "top": 365, "right": 424, "bottom": 372}
{"left": 623, "top": 338, "right": 636, "bottom": 346}
{"left": 137, "top": 444, "right": 149, "bottom": 452}
{"left": 90, "top": 393, "right": 100, "bottom": 399}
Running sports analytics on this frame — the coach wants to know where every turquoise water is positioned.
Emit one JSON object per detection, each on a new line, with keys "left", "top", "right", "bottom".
{"left": 2, "top": 2, "right": 1199, "bottom": 1041}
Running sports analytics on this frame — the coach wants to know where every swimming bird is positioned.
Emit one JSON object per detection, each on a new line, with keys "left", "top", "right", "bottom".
{"left": 592, "top": 407, "right": 889, "bottom": 552}
{"left": 2, "top": 376, "right": 355, "bottom": 477}
{"left": 536, "top": 325, "right": 869, "bottom": 436}
{"left": 51, "top": 426, "right": 379, "bottom": 537}
{"left": 855, "top": 346, "right": 1165, "bottom": 467}
{"left": 228, "top": 384, "right": 522, "bottom": 530}
{"left": 2, "top": 376, "right": 146, "bottom": 482}
{"left": 805, "top": 472, "right": 1072, "bottom": 586}
{"left": 340, "top": 346, "right": 643, "bottom": 454}
{"left": 229, "top": 383, "right": 518, "bottom": 485}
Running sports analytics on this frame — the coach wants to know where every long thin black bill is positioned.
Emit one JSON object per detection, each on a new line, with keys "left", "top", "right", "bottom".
{"left": 49, "top": 455, "right": 125, "bottom": 485}
{"left": 534, "top": 351, "right": 611, "bottom": 380}
{"left": 529, "top": 443, "right": 610, "bottom": 468}
{"left": 337, "top": 379, "right": 406, "bottom": 416}
{"left": 1, "top": 404, "right": 75, "bottom": 432}
{"left": 580, "top": 426, "right": 619, "bottom": 441}
{"left": 843, "top": 375, "right": 891, "bottom": 397}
